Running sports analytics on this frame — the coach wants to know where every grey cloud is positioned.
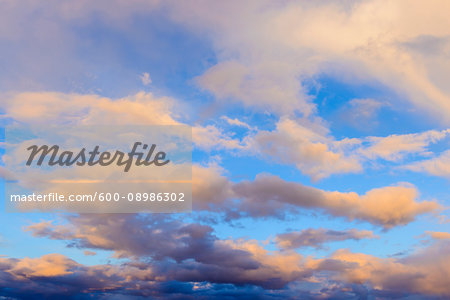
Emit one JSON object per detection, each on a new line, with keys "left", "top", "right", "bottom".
{"left": 275, "top": 228, "right": 376, "bottom": 249}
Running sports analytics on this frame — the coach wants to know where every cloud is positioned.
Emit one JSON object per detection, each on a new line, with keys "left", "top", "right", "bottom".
{"left": 2, "top": 0, "right": 450, "bottom": 124}
{"left": 190, "top": 164, "right": 440, "bottom": 228}
{"left": 11, "top": 159, "right": 436, "bottom": 227}
{"left": 232, "top": 175, "right": 438, "bottom": 228}
{"left": 426, "top": 231, "right": 450, "bottom": 240}
{"left": 322, "top": 240, "right": 450, "bottom": 296}
{"left": 191, "top": 164, "right": 440, "bottom": 228}
{"left": 403, "top": 150, "right": 450, "bottom": 178}
{"left": 0, "top": 166, "right": 16, "bottom": 181}
{"left": 0, "top": 0, "right": 162, "bottom": 93}
{"left": 250, "top": 118, "right": 362, "bottom": 180}
{"left": 26, "top": 215, "right": 259, "bottom": 264}
{"left": 337, "top": 98, "right": 385, "bottom": 129}
{"left": 83, "top": 250, "right": 96, "bottom": 256}
{"left": 5, "top": 254, "right": 77, "bottom": 277}
{"left": 172, "top": 0, "right": 450, "bottom": 123}
{"left": 191, "top": 117, "right": 449, "bottom": 180}
{"left": 139, "top": 72, "right": 152, "bottom": 85}
{"left": 192, "top": 125, "right": 248, "bottom": 151}
{"left": 1, "top": 2, "right": 449, "bottom": 299}
{"left": 0, "top": 252, "right": 327, "bottom": 299}
{"left": 220, "top": 116, "right": 253, "bottom": 130}
{"left": 190, "top": 117, "right": 362, "bottom": 180}
{"left": 2, "top": 91, "right": 447, "bottom": 182}
{"left": 275, "top": 228, "right": 376, "bottom": 249}
{"left": 1, "top": 91, "right": 249, "bottom": 156}
{"left": 358, "top": 129, "right": 450, "bottom": 161}
{"left": 1, "top": 91, "right": 241, "bottom": 155}
{"left": 25, "top": 215, "right": 311, "bottom": 290}
{"left": 17, "top": 215, "right": 450, "bottom": 298}
{"left": 196, "top": 59, "right": 314, "bottom": 116}
{"left": 2, "top": 91, "right": 180, "bottom": 126}
{"left": 191, "top": 164, "right": 233, "bottom": 211}
{"left": 1, "top": 92, "right": 443, "bottom": 223}
{"left": 348, "top": 99, "right": 384, "bottom": 118}
{"left": 0, "top": 253, "right": 159, "bottom": 299}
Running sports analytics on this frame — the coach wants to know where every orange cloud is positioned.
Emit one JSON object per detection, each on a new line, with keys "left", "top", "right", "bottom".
{"left": 3, "top": 91, "right": 180, "bottom": 125}
{"left": 427, "top": 231, "right": 450, "bottom": 240}
{"left": 233, "top": 175, "right": 439, "bottom": 228}
{"left": 5, "top": 254, "right": 77, "bottom": 277}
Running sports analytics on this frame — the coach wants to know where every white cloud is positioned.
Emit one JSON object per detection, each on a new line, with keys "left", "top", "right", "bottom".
{"left": 171, "top": 0, "right": 450, "bottom": 123}
{"left": 220, "top": 116, "right": 253, "bottom": 130}
{"left": 190, "top": 117, "right": 450, "bottom": 180}
{"left": 359, "top": 129, "right": 450, "bottom": 161}
{"left": 337, "top": 98, "right": 386, "bottom": 129}
{"left": 250, "top": 118, "right": 362, "bottom": 180}
{"left": 2, "top": 0, "right": 450, "bottom": 122}
{"left": 403, "top": 150, "right": 450, "bottom": 178}
{"left": 192, "top": 124, "right": 249, "bottom": 151}
{"left": 139, "top": 72, "right": 152, "bottom": 85}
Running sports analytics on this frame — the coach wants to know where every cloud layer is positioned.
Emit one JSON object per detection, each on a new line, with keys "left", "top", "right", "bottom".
{"left": 11, "top": 214, "right": 450, "bottom": 299}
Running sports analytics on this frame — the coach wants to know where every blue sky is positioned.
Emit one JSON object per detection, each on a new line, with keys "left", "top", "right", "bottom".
{"left": 0, "top": 1, "right": 450, "bottom": 299}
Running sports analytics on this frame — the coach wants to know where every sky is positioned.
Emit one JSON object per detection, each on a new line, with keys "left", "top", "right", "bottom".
{"left": 0, "top": 0, "right": 450, "bottom": 299}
